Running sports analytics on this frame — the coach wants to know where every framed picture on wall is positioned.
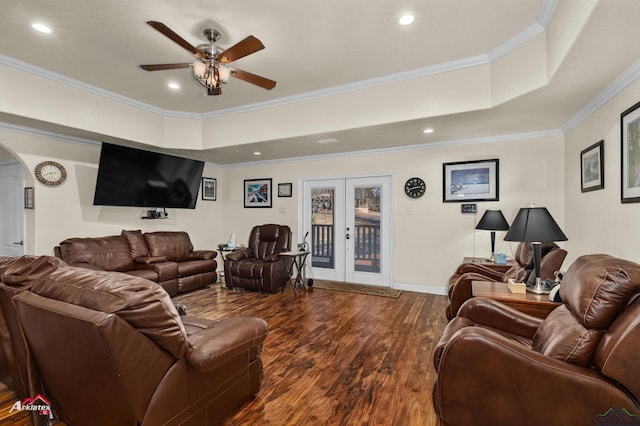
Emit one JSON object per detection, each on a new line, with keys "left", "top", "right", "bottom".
{"left": 244, "top": 178, "right": 272, "bottom": 208}
{"left": 442, "top": 159, "right": 499, "bottom": 202}
{"left": 580, "top": 140, "right": 604, "bottom": 192}
{"left": 201, "top": 177, "right": 216, "bottom": 201}
{"left": 278, "top": 183, "right": 292, "bottom": 197}
{"left": 621, "top": 101, "right": 640, "bottom": 203}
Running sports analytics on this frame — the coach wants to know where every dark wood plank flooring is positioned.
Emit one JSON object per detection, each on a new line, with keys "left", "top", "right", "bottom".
{"left": 174, "top": 283, "right": 448, "bottom": 425}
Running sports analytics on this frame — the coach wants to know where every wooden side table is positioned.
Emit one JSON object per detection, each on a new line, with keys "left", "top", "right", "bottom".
{"left": 463, "top": 257, "right": 514, "bottom": 272}
{"left": 471, "top": 280, "right": 560, "bottom": 319}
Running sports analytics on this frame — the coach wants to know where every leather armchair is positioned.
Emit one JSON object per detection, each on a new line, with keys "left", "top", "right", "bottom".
{"left": 11, "top": 258, "right": 268, "bottom": 425}
{"left": 445, "top": 242, "right": 567, "bottom": 320}
{"left": 433, "top": 254, "right": 640, "bottom": 426}
{"left": 224, "top": 224, "right": 292, "bottom": 293}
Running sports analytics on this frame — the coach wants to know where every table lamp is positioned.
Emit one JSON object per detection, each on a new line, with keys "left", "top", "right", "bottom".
{"left": 504, "top": 206, "right": 567, "bottom": 294}
{"left": 476, "top": 210, "right": 510, "bottom": 261}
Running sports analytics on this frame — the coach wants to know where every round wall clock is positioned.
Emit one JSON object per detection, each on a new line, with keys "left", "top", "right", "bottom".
{"left": 35, "top": 161, "right": 67, "bottom": 186}
{"left": 404, "top": 177, "right": 426, "bottom": 198}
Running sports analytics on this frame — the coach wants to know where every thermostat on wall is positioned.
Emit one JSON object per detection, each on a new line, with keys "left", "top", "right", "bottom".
{"left": 461, "top": 203, "right": 477, "bottom": 213}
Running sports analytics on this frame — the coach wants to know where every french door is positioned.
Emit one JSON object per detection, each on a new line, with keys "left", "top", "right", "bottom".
{"left": 302, "top": 175, "right": 392, "bottom": 286}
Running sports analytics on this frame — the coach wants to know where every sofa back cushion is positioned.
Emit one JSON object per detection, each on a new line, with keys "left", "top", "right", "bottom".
{"left": 249, "top": 224, "right": 291, "bottom": 260}
{"left": 59, "top": 236, "right": 135, "bottom": 272}
{"left": 28, "top": 262, "right": 188, "bottom": 359}
{"left": 144, "top": 231, "right": 193, "bottom": 262}
{"left": 560, "top": 254, "right": 640, "bottom": 329}
{"left": 122, "top": 230, "right": 150, "bottom": 258}
{"left": 532, "top": 305, "right": 603, "bottom": 367}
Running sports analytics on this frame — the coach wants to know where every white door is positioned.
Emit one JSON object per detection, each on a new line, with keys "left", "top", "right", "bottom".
{"left": 0, "top": 162, "right": 26, "bottom": 256}
{"left": 302, "top": 175, "right": 392, "bottom": 286}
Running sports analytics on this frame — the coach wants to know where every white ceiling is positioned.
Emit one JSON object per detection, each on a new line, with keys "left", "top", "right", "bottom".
{"left": 1, "top": 0, "right": 640, "bottom": 164}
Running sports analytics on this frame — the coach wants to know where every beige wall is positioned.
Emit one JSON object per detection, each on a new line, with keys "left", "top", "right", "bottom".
{"left": 0, "top": 125, "right": 564, "bottom": 293}
{"left": 222, "top": 135, "right": 564, "bottom": 293}
{"left": 564, "top": 78, "right": 640, "bottom": 265}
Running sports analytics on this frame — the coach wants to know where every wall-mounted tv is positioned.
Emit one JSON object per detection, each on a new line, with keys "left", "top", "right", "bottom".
{"left": 93, "top": 142, "right": 204, "bottom": 209}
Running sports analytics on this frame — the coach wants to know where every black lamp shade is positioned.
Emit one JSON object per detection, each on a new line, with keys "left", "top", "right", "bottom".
{"left": 476, "top": 210, "right": 510, "bottom": 231}
{"left": 504, "top": 207, "right": 567, "bottom": 243}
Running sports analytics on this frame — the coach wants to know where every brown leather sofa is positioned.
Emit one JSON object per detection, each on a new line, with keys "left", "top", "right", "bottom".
{"left": 224, "top": 224, "right": 292, "bottom": 293}
{"left": 445, "top": 242, "right": 567, "bottom": 320}
{"left": 3, "top": 255, "right": 268, "bottom": 425}
{"left": 433, "top": 254, "right": 640, "bottom": 425}
{"left": 54, "top": 230, "right": 217, "bottom": 296}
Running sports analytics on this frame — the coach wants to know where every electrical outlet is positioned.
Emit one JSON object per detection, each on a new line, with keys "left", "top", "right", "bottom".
{"left": 461, "top": 203, "right": 477, "bottom": 213}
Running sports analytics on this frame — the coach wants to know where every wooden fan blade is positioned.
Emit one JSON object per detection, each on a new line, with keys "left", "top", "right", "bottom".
{"left": 216, "top": 36, "right": 265, "bottom": 64}
{"left": 232, "top": 69, "right": 276, "bottom": 90}
{"left": 140, "top": 63, "right": 191, "bottom": 71}
{"left": 147, "top": 21, "right": 200, "bottom": 56}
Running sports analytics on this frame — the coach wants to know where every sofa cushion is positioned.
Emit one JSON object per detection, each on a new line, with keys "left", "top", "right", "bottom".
{"left": 122, "top": 230, "right": 149, "bottom": 258}
{"left": 59, "top": 236, "right": 135, "bottom": 272}
{"left": 1, "top": 255, "right": 66, "bottom": 285}
{"left": 28, "top": 263, "right": 188, "bottom": 359}
{"left": 532, "top": 305, "right": 603, "bottom": 367}
{"left": 144, "top": 232, "right": 193, "bottom": 262}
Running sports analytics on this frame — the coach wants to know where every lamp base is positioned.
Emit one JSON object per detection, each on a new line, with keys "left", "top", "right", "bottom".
{"left": 526, "top": 277, "right": 551, "bottom": 295}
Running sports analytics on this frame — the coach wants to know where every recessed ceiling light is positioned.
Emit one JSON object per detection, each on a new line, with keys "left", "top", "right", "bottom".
{"left": 423, "top": 128, "right": 434, "bottom": 134}
{"left": 32, "top": 23, "right": 52, "bottom": 34}
{"left": 253, "top": 151, "right": 262, "bottom": 156}
{"left": 316, "top": 138, "right": 339, "bottom": 145}
{"left": 399, "top": 14, "right": 415, "bottom": 26}
{"left": 168, "top": 82, "right": 180, "bottom": 90}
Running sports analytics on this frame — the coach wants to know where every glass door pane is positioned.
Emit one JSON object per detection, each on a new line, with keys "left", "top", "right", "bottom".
{"left": 353, "top": 185, "right": 381, "bottom": 273}
{"left": 311, "top": 187, "right": 334, "bottom": 269}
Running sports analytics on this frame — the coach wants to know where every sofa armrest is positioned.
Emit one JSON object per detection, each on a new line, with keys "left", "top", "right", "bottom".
{"left": 225, "top": 248, "right": 252, "bottom": 262}
{"left": 455, "top": 263, "right": 507, "bottom": 280}
{"left": 188, "top": 250, "right": 217, "bottom": 260}
{"left": 458, "top": 297, "right": 543, "bottom": 338}
{"left": 134, "top": 256, "right": 167, "bottom": 264}
{"left": 135, "top": 260, "right": 178, "bottom": 282}
{"left": 185, "top": 316, "right": 268, "bottom": 372}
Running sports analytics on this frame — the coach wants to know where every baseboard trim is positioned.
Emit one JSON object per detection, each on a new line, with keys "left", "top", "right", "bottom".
{"left": 393, "top": 282, "right": 448, "bottom": 296}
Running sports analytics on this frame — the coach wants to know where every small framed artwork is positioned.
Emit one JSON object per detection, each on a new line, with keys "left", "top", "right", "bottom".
{"left": 201, "top": 177, "right": 216, "bottom": 201}
{"left": 443, "top": 159, "right": 499, "bottom": 202}
{"left": 278, "top": 183, "right": 293, "bottom": 197}
{"left": 580, "top": 140, "right": 604, "bottom": 193}
{"left": 24, "top": 187, "right": 34, "bottom": 209}
{"left": 244, "top": 178, "right": 272, "bottom": 208}
{"left": 621, "top": 101, "right": 640, "bottom": 203}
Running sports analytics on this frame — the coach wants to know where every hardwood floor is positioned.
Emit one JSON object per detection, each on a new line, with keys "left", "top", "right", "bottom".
{"left": 174, "top": 284, "right": 448, "bottom": 425}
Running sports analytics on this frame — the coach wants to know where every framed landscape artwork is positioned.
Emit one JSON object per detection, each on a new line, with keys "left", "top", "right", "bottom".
{"left": 201, "top": 177, "right": 216, "bottom": 201}
{"left": 442, "top": 159, "right": 499, "bottom": 202}
{"left": 621, "top": 101, "right": 640, "bottom": 203}
{"left": 580, "top": 140, "right": 604, "bottom": 193}
{"left": 244, "top": 178, "right": 272, "bottom": 208}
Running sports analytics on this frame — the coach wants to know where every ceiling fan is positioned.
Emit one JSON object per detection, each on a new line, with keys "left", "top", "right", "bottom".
{"left": 140, "top": 21, "right": 276, "bottom": 95}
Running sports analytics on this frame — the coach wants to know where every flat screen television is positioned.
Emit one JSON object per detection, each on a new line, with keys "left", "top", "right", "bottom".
{"left": 93, "top": 142, "right": 204, "bottom": 209}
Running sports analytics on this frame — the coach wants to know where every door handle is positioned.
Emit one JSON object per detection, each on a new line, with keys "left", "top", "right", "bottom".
{"left": 12, "top": 241, "right": 24, "bottom": 246}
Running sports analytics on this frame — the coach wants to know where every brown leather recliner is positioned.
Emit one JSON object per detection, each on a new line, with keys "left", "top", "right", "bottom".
{"left": 224, "top": 224, "right": 292, "bottom": 293}
{"left": 433, "top": 254, "right": 640, "bottom": 426}
{"left": 11, "top": 258, "right": 268, "bottom": 425}
{"left": 445, "top": 242, "right": 567, "bottom": 320}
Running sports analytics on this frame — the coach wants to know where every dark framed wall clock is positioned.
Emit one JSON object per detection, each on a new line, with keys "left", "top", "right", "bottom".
{"left": 404, "top": 177, "right": 426, "bottom": 198}
{"left": 35, "top": 161, "right": 67, "bottom": 186}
